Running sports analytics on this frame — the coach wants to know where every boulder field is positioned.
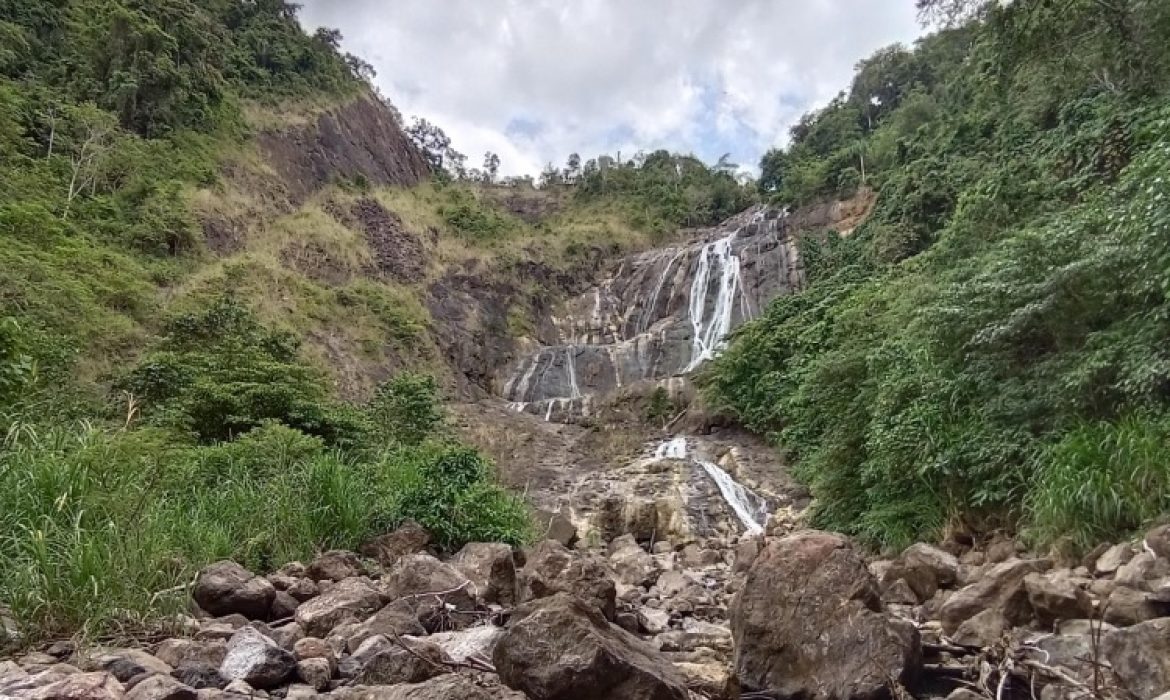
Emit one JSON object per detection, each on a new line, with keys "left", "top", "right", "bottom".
{"left": 4, "top": 520, "right": 1170, "bottom": 700}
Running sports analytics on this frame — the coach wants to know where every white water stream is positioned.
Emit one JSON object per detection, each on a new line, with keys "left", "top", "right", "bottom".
{"left": 683, "top": 232, "right": 744, "bottom": 372}
{"left": 653, "top": 436, "right": 767, "bottom": 534}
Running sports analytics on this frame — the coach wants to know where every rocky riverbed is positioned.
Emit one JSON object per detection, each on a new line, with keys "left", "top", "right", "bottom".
{"left": 5, "top": 516, "right": 1170, "bottom": 700}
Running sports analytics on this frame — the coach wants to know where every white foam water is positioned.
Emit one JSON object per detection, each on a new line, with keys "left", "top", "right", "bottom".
{"left": 651, "top": 436, "right": 768, "bottom": 533}
{"left": 684, "top": 232, "right": 743, "bottom": 372}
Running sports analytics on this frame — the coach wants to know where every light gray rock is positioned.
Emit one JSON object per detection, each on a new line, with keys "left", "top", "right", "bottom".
{"left": 453, "top": 542, "right": 518, "bottom": 606}
{"left": 218, "top": 627, "right": 296, "bottom": 689}
{"left": 1096, "top": 543, "right": 1134, "bottom": 575}
{"left": 294, "top": 578, "right": 385, "bottom": 638}
{"left": 154, "top": 641, "right": 226, "bottom": 671}
{"left": 295, "top": 658, "right": 331, "bottom": 692}
{"left": 1103, "top": 617, "right": 1170, "bottom": 699}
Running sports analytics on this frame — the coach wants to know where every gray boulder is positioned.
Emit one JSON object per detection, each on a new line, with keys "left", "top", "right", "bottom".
{"left": 939, "top": 558, "right": 1050, "bottom": 634}
{"left": 519, "top": 541, "right": 617, "bottom": 621}
{"left": 493, "top": 593, "right": 688, "bottom": 700}
{"left": 294, "top": 578, "right": 385, "bottom": 638}
{"left": 124, "top": 675, "right": 196, "bottom": 700}
{"left": 194, "top": 562, "right": 276, "bottom": 620}
{"left": 218, "top": 627, "right": 296, "bottom": 689}
{"left": 453, "top": 542, "right": 518, "bottom": 606}
{"left": 337, "top": 635, "right": 449, "bottom": 686}
{"left": 730, "top": 530, "right": 921, "bottom": 699}
{"left": 1103, "top": 617, "right": 1170, "bottom": 698}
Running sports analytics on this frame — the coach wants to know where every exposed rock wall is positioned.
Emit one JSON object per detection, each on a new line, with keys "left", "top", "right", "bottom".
{"left": 256, "top": 92, "right": 431, "bottom": 204}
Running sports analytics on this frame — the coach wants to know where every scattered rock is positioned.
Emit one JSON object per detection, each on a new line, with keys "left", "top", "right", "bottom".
{"left": 453, "top": 543, "right": 518, "bottom": 606}
{"left": 337, "top": 635, "right": 450, "bottom": 686}
{"left": 951, "top": 609, "right": 1009, "bottom": 648}
{"left": 638, "top": 607, "right": 671, "bottom": 635}
{"left": 383, "top": 554, "right": 477, "bottom": 631}
{"left": 218, "top": 627, "right": 296, "bottom": 689}
{"left": 154, "top": 641, "right": 226, "bottom": 671}
{"left": 1102, "top": 617, "right": 1170, "bottom": 699}
{"left": 270, "top": 592, "right": 301, "bottom": 620}
{"left": 1025, "top": 572, "right": 1092, "bottom": 624}
{"left": 939, "top": 558, "right": 1050, "bottom": 634}
{"left": 124, "top": 675, "right": 196, "bottom": 700}
{"left": 532, "top": 509, "right": 578, "bottom": 548}
{"left": 519, "top": 540, "right": 617, "bottom": 621}
{"left": 305, "top": 551, "right": 365, "bottom": 583}
{"left": 1103, "top": 586, "right": 1166, "bottom": 626}
{"left": 1146, "top": 525, "right": 1170, "bottom": 560}
{"left": 25, "top": 671, "right": 124, "bottom": 700}
{"left": 339, "top": 673, "right": 525, "bottom": 700}
{"left": 730, "top": 530, "right": 920, "bottom": 699}
{"left": 294, "top": 578, "right": 385, "bottom": 638}
{"left": 673, "top": 661, "right": 732, "bottom": 699}
{"left": 1096, "top": 543, "right": 1134, "bottom": 575}
{"left": 732, "top": 536, "right": 763, "bottom": 574}
{"left": 194, "top": 562, "right": 276, "bottom": 620}
{"left": 609, "top": 535, "right": 661, "bottom": 588}
{"left": 359, "top": 520, "right": 432, "bottom": 568}
{"left": 493, "top": 593, "right": 688, "bottom": 700}
{"left": 887, "top": 543, "right": 960, "bottom": 602}
{"left": 89, "top": 650, "right": 172, "bottom": 684}
{"left": 427, "top": 626, "right": 505, "bottom": 664}
{"left": 169, "top": 664, "right": 226, "bottom": 690}
{"left": 294, "top": 658, "right": 331, "bottom": 692}
{"left": 342, "top": 599, "right": 427, "bottom": 652}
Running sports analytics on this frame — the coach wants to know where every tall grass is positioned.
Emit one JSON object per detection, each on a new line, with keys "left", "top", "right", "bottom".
{"left": 0, "top": 421, "right": 530, "bottom": 646}
{"left": 1027, "top": 414, "right": 1170, "bottom": 551}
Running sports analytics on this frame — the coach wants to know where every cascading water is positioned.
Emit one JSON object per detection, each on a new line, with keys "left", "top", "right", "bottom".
{"left": 683, "top": 232, "right": 743, "bottom": 372}
{"left": 650, "top": 436, "right": 768, "bottom": 534}
{"left": 498, "top": 205, "right": 798, "bottom": 423}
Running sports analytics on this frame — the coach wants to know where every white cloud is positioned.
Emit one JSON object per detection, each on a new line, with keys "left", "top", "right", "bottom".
{"left": 297, "top": 1, "right": 922, "bottom": 176}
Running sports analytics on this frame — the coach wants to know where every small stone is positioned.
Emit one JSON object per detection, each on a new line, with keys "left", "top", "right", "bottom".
{"left": 295, "top": 658, "right": 331, "bottom": 692}
{"left": 305, "top": 551, "right": 365, "bottom": 582}
{"left": 170, "top": 664, "right": 226, "bottom": 691}
{"left": 125, "top": 674, "right": 196, "bottom": 700}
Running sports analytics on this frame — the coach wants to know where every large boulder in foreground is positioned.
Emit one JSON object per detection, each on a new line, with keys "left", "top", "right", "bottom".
{"left": 519, "top": 540, "right": 617, "bottom": 621}
{"left": 193, "top": 561, "right": 275, "bottom": 620}
{"left": 1102, "top": 617, "right": 1170, "bottom": 699}
{"left": 493, "top": 593, "right": 688, "bottom": 700}
{"left": 730, "top": 530, "right": 921, "bottom": 699}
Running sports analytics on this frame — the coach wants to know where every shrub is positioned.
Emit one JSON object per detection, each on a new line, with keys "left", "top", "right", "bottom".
{"left": 122, "top": 297, "right": 367, "bottom": 444}
{"left": 367, "top": 372, "right": 444, "bottom": 446}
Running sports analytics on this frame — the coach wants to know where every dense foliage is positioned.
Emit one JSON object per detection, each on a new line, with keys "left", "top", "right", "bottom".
{"left": 0, "top": 1, "right": 532, "bottom": 645}
{"left": 574, "top": 150, "right": 755, "bottom": 234}
{"left": 708, "top": 0, "right": 1170, "bottom": 552}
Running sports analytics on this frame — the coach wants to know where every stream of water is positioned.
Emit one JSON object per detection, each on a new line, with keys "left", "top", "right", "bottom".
{"left": 653, "top": 436, "right": 768, "bottom": 534}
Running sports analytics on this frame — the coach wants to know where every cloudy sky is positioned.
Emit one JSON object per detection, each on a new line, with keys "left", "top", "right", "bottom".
{"left": 298, "top": 1, "right": 924, "bottom": 177}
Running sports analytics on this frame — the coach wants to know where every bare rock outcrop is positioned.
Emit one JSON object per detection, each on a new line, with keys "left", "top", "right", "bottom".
{"left": 730, "top": 530, "right": 921, "bottom": 699}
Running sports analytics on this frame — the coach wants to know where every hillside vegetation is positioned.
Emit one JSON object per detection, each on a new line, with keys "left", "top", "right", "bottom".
{"left": 707, "top": 0, "right": 1170, "bottom": 552}
{"left": 0, "top": 0, "right": 755, "bottom": 644}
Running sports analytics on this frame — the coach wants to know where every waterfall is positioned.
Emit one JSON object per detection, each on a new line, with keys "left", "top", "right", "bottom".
{"left": 684, "top": 232, "right": 743, "bottom": 372}
{"left": 696, "top": 459, "right": 767, "bottom": 534}
{"left": 651, "top": 436, "right": 768, "bottom": 534}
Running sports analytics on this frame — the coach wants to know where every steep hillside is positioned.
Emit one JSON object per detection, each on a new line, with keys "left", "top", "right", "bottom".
{"left": 707, "top": 0, "right": 1170, "bottom": 552}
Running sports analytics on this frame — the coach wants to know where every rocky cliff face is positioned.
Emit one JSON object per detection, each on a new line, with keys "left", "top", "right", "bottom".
{"left": 500, "top": 206, "right": 802, "bottom": 422}
{"left": 256, "top": 93, "right": 431, "bottom": 204}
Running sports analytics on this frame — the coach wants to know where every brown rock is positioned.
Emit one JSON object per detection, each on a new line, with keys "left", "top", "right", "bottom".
{"left": 339, "top": 673, "right": 525, "bottom": 700}
{"left": 124, "top": 675, "right": 196, "bottom": 700}
{"left": 337, "top": 635, "right": 449, "bottom": 686}
{"left": 1096, "top": 543, "right": 1134, "bottom": 575}
{"left": 382, "top": 554, "right": 477, "bottom": 632}
{"left": 1102, "top": 617, "right": 1170, "bottom": 698}
{"left": 608, "top": 535, "right": 661, "bottom": 588}
{"left": 359, "top": 520, "right": 432, "bottom": 567}
{"left": 89, "top": 650, "right": 172, "bottom": 684}
{"left": 532, "top": 509, "right": 578, "bottom": 548}
{"left": 305, "top": 551, "right": 365, "bottom": 582}
{"left": 26, "top": 671, "right": 124, "bottom": 700}
{"left": 493, "top": 593, "right": 688, "bottom": 700}
{"left": 154, "top": 641, "right": 226, "bottom": 671}
{"left": 887, "top": 543, "right": 960, "bottom": 602}
{"left": 1104, "top": 586, "right": 1168, "bottom": 626}
{"left": 453, "top": 542, "right": 518, "bottom": 606}
{"left": 939, "top": 558, "right": 1050, "bottom": 634}
{"left": 519, "top": 540, "right": 617, "bottom": 621}
{"left": 294, "top": 578, "right": 386, "bottom": 638}
{"left": 1146, "top": 525, "right": 1170, "bottom": 560}
{"left": 343, "top": 599, "right": 427, "bottom": 652}
{"left": 193, "top": 562, "right": 275, "bottom": 620}
{"left": 1025, "top": 572, "right": 1092, "bottom": 624}
{"left": 295, "top": 658, "right": 331, "bottom": 692}
{"left": 951, "top": 609, "right": 1009, "bottom": 648}
{"left": 729, "top": 530, "right": 921, "bottom": 699}
{"left": 270, "top": 591, "right": 300, "bottom": 620}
